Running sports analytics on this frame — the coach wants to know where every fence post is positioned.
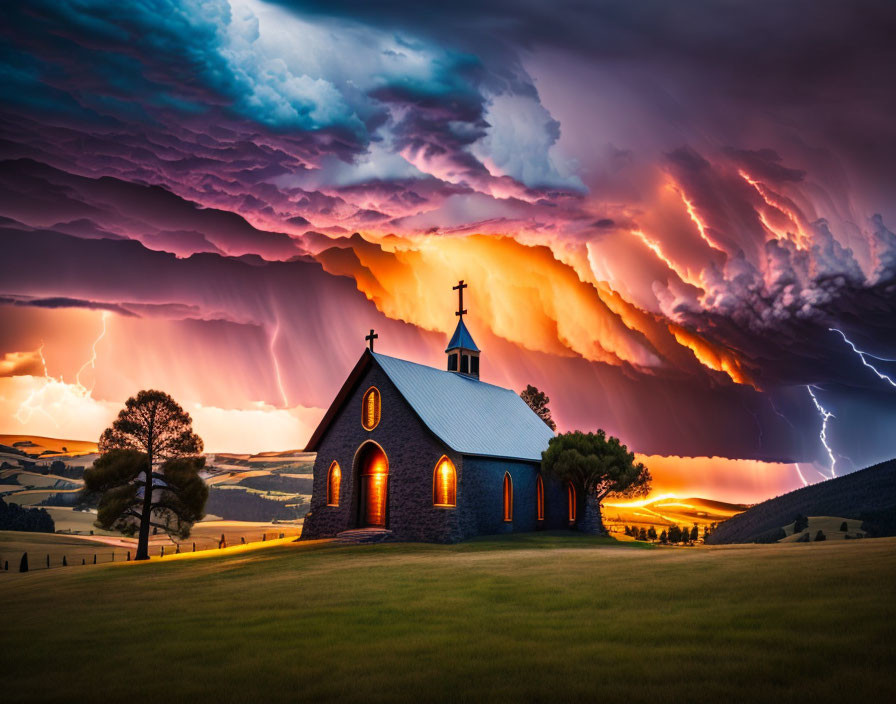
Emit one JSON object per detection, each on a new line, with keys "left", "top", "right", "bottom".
{"left": 93, "top": 554, "right": 97, "bottom": 564}
{"left": 127, "top": 551, "right": 131, "bottom": 561}
{"left": 263, "top": 533, "right": 266, "bottom": 542}
{"left": 192, "top": 542, "right": 196, "bottom": 552}
{"left": 241, "top": 536, "right": 245, "bottom": 544}
{"left": 63, "top": 555, "right": 67, "bottom": 566}
{"left": 160, "top": 546, "right": 165, "bottom": 557}
{"left": 82, "top": 558, "right": 86, "bottom": 565}
{"left": 47, "top": 554, "right": 50, "bottom": 568}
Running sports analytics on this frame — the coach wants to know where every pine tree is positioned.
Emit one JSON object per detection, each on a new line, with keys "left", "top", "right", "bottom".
{"left": 84, "top": 390, "right": 207, "bottom": 561}
{"left": 638, "top": 527, "right": 647, "bottom": 541}
{"left": 659, "top": 529, "right": 667, "bottom": 544}
{"left": 519, "top": 385, "right": 557, "bottom": 430}
{"left": 647, "top": 526, "right": 657, "bottom": 541}
{"left": 814, "top": 530, "right": 826, "bottom": 542}
{"left": 19, "top": 552, "right": 28, "bottom": 572}
{"left": 690, "top": 524, "right": 699, "bottom": 542}
{"left": 839, "top": 521, "right": 848, "bottom": 532}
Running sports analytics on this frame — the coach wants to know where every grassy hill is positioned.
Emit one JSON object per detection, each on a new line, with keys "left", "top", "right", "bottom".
{"left": 707, "top": 459, "right": 896, "bottom": 544}
{"left": 0, "top": 534, "right": 893, "bottom": 702}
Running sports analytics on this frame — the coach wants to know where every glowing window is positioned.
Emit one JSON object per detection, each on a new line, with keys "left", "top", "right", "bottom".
{"left": 536, "top": 475, "right": 545, "bottom": 521}
{"left": 503, "top": 472, "right": 513, "bottom": 522}
{"left": 567, "top": 483, "right": 577, "bottom": 522}
{"left": 433, "top": 456, "right": 457, "bottom": 507}
{"left": 327, "top": 461, "right": 341, "bottom": 506}
{"left": 362, "top": 387, "right": 381, "bottom": 430}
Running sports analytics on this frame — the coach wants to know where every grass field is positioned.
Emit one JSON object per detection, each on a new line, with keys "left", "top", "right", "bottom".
{"left": 1, "top": 534, "right": 894, "bottom": 703}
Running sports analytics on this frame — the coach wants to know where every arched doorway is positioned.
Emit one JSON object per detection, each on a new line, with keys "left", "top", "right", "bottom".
{"left": 356, "top": 442, "right": 389, "bottom": 527}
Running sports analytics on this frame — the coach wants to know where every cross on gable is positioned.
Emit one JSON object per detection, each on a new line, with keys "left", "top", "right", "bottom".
{"left": 453, "top": 280, "right": 468, "bottom": 318}
{"left": 365, "top": 328, "right": 378, "bottom": 351}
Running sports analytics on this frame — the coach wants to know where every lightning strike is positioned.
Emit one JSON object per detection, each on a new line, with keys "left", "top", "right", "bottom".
{"left": 830, "top": 327, "right": 896, "bottom": 387}
{"left": 75, "top": 311, "right": 109, "bottom": 390}
{"left": 793, "top": 463, "right": 809, "bottom": 487}
{"left": 269, "top": 318, "right": 289, "bottom": 408}
{"left": 806, "top": 385, "right": 836, "bottom": 478}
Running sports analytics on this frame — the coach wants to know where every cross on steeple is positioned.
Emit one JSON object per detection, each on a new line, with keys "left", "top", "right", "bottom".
{"left": 365, "top": 329, "right": 378, "bottom": 351}
{"left": 453, "top": 280, "right": 468, "bottom": 318}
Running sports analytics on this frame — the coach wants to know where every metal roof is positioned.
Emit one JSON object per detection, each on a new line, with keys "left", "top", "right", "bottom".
{"left": 372, "top": 352, "right": 554, "bottom": 461}
{"left": 444, "top": 318, "right": 480, "bottom": 352}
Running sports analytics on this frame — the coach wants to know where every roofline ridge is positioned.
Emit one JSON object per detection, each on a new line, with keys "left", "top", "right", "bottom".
{"left": 372, "top": 351, "right": 517, "bottom": 394}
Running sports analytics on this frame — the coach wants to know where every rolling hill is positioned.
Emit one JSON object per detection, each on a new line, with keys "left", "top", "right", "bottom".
{"left": 707, "top": 458, "right": 896, "bottom": 544}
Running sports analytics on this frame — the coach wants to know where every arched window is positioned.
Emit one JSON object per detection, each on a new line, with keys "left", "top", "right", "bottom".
{"left": 433, "top": 456, "right": 457, "bottom": 507}
{"left": 567, "top": 482, "right": 577, "bottom": 522}
{"left": 536, "top": 475, "right": 545, "bottom": 521}
{"left": 327, "top": 461, "right": 341, "bottom": 506}
{"left": 361, "top": 386, "right": 381, "bottom": 430}
{"left": 503, "top": 472, "right": 513, "bottom": 522}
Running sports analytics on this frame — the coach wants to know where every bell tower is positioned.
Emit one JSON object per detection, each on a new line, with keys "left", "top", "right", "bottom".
{"left": 446, "top": 280, "right": 480, "bottom": 378}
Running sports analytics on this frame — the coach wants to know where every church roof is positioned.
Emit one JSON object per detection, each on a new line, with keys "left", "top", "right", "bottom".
{"left": 445, "top": 318, "right": 480, "bottom": 352}
{"left": 304, "top": 350, "right": 554, "bottom": 462}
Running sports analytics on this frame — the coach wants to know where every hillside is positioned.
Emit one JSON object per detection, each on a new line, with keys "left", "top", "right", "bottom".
{"left": 707, "top": 459, "right": 896, "bottom": 544}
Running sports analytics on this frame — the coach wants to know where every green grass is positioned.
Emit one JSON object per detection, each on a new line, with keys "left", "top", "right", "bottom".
{"left": 1, "top": 534, "right": 894, "bottom": 703}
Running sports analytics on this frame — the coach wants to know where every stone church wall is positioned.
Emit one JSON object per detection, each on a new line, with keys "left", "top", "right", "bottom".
{"left": 301, "top": 361, "right": 465, "bottom": 543}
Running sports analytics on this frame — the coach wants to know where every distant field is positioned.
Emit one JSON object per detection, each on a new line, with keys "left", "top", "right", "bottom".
{"left": 0, "top": 434, "right": 97, "bottom": 457}
{"left": 0, "top": 520, "right": 304, "bottom": 570}
{"left": 1, "top": 534, "right": 893, "bottom": 702}
{"left": 603, "top": 496, "right": 746, "bottom": 536}
{"left": 781, "top": 516, "right": 866, "bottom": 542}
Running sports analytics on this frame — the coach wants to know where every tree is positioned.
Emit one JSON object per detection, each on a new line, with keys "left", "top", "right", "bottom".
{"left": 793, "top": 514, "right": 809, "bottom": 533}
{"left": 659, "top": 529, "right": 667, "bottom": 544}
{"left": 520, "top": 385, "right": 557, "bottom": 431}
{"left": 647, "top": 526, "right": 657, "bottom": 541}
{"left": 19, "top": 552, "right": 28, "bottom": 573}
{"left": 541, "top": 430, "right": 651, "bottom": 534}
{"left": 624, "top": 525, "right": 632, "bottom": 537}
{"left": 690, "top": 524, "right": 699, "bottom": 542}
{"left": 839, "top": 521, "right": 848, "bottom": 532}
{"left": 83, "top": 390, "right": 207, "bottom": 561}
{"left": 669, "top": 525, "right": 682, "bottom": 543}
{"left": 638, "top": 527, "right": 647, "bottom": 541}
{"left": 814, "top": 530, "right": 826, "bottom": 542}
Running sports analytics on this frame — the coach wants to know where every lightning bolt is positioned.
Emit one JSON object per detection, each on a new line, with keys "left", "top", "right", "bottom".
{"left": 806, "top": 385, "right": 836, "bottom": 479}
{"left": 14, "top": 341, "right": 61, "bottom": 426}
{"left": 793, "top": 463, "right": 809, "bottom": 487}
{"left": 829, "top": 327, "right": 896, "bottom": 388}
{"left": 75, "top": 311, "right": 108, "bottom": 391}
{"left": 15, "top": 311, "right": 111, "bottom": 427}
{"left": 269, "top": 317, "right": 289, "bottom": 408}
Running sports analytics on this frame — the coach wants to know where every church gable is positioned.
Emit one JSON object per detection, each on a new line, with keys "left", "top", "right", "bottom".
{"left": 303, "top": 357, "right": 467, "bottom": 542}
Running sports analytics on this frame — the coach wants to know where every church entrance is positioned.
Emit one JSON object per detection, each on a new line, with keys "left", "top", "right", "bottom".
{"left": 357, "top": 442, "right": 389, "bottom": 527}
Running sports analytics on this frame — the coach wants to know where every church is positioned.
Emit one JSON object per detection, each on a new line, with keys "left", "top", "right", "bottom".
{"left": 301, "top": 282, "right": 579, "bottom": 543}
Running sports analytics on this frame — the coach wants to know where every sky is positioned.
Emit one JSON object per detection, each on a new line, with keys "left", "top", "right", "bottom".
{"left": 1, "top": 0, "right": 895, "bottom": 503}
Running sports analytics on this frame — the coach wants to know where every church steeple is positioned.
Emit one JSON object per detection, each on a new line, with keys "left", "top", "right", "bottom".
{"left": 446, "top": 280, "right": 480, "bottom": 378}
